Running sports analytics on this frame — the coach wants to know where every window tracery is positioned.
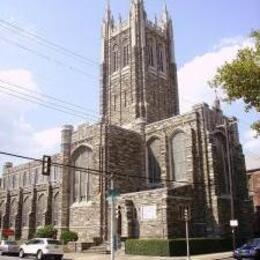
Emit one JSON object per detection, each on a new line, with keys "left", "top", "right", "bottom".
{"left": 122, "top": 41, "right": 129, "bottom": 67}
{"left": 157, "top": 44, "right": 165, "bottom": 72}
{"left": 112, "top": 44, "right": 119, "bottom": 72}
{"left": 22, "top": 197, "right": 30, "bottom": 227}
{"left": 72, "top": 146, "right": 93, "bottom": 202}
{"left": 172, "top": 132, "right": 187, "bottom": 181}
{"left": 147, "top": 138, "right": 161, "bottom": 184}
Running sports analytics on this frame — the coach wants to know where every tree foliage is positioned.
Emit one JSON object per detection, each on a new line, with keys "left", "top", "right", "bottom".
{"left": 60, "top": 229, "right": 78, "bottom": 245}
{"left": 35, "top": 225, "right": 57, "bottom": 238}
{"left": 209, "top": 30, "right": 260, "bottom": 135}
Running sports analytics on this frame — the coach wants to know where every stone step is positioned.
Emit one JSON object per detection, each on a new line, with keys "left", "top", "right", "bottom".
{"left": 83, "top": 244, "right": 109, "bottom": 254}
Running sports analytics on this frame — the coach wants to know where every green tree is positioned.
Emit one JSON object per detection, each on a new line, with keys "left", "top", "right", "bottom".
{"left": 209, "top": 30, "right": 260, "bottom": 136}
{"left": 35, "top": 225, "right": 57, "bottom": 238}
{"left": 60, "top": 229, "right": 78, "bottom": 245}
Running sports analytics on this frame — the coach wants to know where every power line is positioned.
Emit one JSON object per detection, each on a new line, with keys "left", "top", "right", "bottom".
{"left": 0, "top": 79, "right": 99, "bottom": 120}
{"left": 0, "top": 18, "right": 99, "bottom": 66}
{"left": 1, "top": 150, "right": 259, "bottom": 193}
{"left": 0, "top": 36, "right": 98, "bottom": 80}
{"left": 0, "top": 87, "right": 97, "bottom": 121}
{"left": 0, "top": 78, "right": 97, "bottom": 115}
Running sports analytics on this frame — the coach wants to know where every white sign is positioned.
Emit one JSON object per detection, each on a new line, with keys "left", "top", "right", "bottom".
{"left": 230, "top": 220, "right": 238, "bottom": 227}
{"left": 141, "top": 205, "right": 157, "bottom": 220}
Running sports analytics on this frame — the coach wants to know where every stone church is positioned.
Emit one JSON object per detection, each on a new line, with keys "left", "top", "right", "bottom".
{"left": 0, "top": 0, "right": 252, "bottom": 245}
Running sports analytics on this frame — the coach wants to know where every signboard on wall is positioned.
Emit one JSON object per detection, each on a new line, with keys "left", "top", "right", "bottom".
{"left": 141, "top": 205, "right": 157, "bottom": 220}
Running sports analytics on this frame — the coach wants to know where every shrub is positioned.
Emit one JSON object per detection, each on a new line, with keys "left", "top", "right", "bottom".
{"left": 126, "top": 238, "right": 233, "bottom": 256}
{"left": 35, "top": 225, "right": 57, "bottom": 239}
{"left": 60, "top": 230, "right": 78, "bottom": 245}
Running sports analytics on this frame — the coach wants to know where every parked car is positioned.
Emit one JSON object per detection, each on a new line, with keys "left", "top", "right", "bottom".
{"left": 234, "top": 238, "right": 260, "bottom": 260}
{"left": 19, "top": 238, "right": 63, "bottom": 260}
{"left": 0, "top": 240, "right": 19, "bottom": 255}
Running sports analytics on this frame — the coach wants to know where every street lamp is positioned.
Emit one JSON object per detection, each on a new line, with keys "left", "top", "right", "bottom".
{"left": 184, "top": 207, "right": 190, "bottom": 260}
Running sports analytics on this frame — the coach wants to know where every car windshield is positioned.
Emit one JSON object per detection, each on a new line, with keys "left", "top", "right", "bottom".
{"left": 246, "top": 238, "right": 260, "bottom": 246}
{"left": 4, "top": 241, "right": 17, "bottom": 245}
{"left": 47, "top": 240, "right": 62, "bottom": 245}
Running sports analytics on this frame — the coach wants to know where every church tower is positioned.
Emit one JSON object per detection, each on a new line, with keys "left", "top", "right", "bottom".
{"left": 100, "top": 0, "right": 179, "bottom": 127}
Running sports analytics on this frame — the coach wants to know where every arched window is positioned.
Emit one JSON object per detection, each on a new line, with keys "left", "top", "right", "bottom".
{"left": 147, "top": 138, "right": 161, "bottom": 184}
{"left": 22, "top": 197, "right": 30, "bottom": 227}
{"left": 122, "top": 41, "right": 129, "bottom": 67}
{"left": 3, "top": 177, "right": 6, "bottom": 190}
{"left": 172, "top": 132, "right": 187, "bottom": 181}
{"left": 215, "top": 134, "right": 230, "bottom": 194}
{"left": 72, "top": 146, "right": 93, "bottom": 202}
{"left": 157, "top": 44, "right": 164, "bottom": 72}
{"left": 35, "top": 169, "right": 39, "bottom": 184}
{"left": 148, "top": 41, "right": 154, "bottom": 67}
{"left": 23, "top": 172, "right": 27, "bottom": 186}
{"left": 36, "top": 194, "right": 46, "bottom": 227}
{"left": 9, "top": 198, "right": 17, "bottom": 228}
{"left": 112, "top": 44, "right": 119, "bottom": 72}
{"left": 12, "top": 175, "right": 16, "bottom": 189}
{"left": 0, "top": 201, "right": 4, "bottom": 228}
{"left": 52, "top": 192, "right": 59, "bottom": 226}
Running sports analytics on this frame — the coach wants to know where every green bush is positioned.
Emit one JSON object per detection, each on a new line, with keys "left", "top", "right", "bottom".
{"left": 60, "top": 230, "right": 78, "bottom": 245}
{"left": 35, "top": 225, "right": 57, "bottom": 239}
{"left": 126, "top": 238, "right": 233, "bottom": 256}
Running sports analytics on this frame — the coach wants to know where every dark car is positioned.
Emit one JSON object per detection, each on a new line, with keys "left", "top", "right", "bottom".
{"left": 234, "top": 238, "right": 260, "bottom": 260}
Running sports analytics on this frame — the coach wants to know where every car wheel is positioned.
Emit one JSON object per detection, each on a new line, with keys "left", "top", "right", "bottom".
{"left": 36, "top": 250, "right": 44, "bottom": 260}
{"left": 255, "top": 250, "right": 260, "bottom": 260}
{"left": 19, "top": 249, "right": 25, "bottom": 258}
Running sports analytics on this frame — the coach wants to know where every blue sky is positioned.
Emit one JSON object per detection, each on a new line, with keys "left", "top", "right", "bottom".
{"left": 0, "top": 0, "right": 259, "bottom": 170}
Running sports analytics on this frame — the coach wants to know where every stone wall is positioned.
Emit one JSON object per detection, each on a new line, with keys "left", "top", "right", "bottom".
{"left": 247, "top": 169, "right": 260, "bottom": 235}
{"left": 0, "top": 156, "right": 62, "bottom": 240}
{"left": 107, "top": 125, "right": 146, "bottom": 193}
{"left": 68, "top": 123, "right": 104, "bottom": 242}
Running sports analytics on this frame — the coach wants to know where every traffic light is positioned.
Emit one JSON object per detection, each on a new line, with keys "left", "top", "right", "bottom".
{"left": 42, "top": 155, "right": 51, "bottom": 176}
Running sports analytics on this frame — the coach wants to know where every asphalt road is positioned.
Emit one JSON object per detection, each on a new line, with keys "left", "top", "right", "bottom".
{"left": 0, "top": 256, "right": 236, "bottom": 260}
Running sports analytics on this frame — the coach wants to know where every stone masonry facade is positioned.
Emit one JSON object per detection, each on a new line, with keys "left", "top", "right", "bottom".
{"left": 247, "top": 168, "right": 260, "bottom": 235}
{"left": 0, "top": 0, "right": 253, "bottom": 245}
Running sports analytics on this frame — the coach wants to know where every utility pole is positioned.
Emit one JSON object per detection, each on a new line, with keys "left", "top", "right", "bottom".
{"left": 224, "top": 119, "right": 236, "bottom": 252}
{"left": 184, "top": 208, "right": 190, "bottom": 260}
{"left": 217, "top": 118, "right": 237, "bottom": 252}
{"left": 110, "top": 177, "right": 115, "bottom": 260}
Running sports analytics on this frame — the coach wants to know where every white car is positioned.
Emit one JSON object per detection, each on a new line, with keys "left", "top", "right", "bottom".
{"left": 0, "top": 240, "right": 19, "bottom": 255}
{"left": 19, "top": 238, "right": 63, "bottom": 260}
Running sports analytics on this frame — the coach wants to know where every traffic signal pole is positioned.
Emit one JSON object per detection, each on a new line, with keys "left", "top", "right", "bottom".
{"left": 184, "top": 208, "right": 190, "bottom": 260}
{"left": 110, "top": 177, "right": 115, "bottom": 260}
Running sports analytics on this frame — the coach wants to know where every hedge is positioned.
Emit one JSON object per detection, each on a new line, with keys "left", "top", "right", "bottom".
{"left": 125, "top": 238, "right": 233, "bottom": 256}
{"left": 35, "top": 225, "right": 57, "bottom": 239}
{"left": 60, "top": 230, "right": 78, "bottom": 245}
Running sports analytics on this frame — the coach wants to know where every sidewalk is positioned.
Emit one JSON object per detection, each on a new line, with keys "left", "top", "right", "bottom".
{"left": 64, "top": 251, "right": 233, "bottom": 260}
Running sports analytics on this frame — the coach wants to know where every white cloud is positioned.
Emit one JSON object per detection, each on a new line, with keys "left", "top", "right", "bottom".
{"left": 242, "top": 129, "right": 260, "bottom": 170}
{"left": 177, "top": 36, "right": 259, "bottom": 170}
{"left": 33, "top": 127, "right": 61, "bottom": 154}
{"left": 0, "top": 69, "right": 60, "bottom": 169}
{"left": 178, "top": 37, "right": 253, "bottom": 112}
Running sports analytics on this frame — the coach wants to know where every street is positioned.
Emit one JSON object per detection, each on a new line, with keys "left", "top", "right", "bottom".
{"left": 0, "top": 254, "right": 236, "bottom": 260}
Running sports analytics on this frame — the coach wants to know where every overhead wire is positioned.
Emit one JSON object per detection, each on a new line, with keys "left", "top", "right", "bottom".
{"left": 0, "top": 18, "right": 258, "bottom": 163}
{"left": 0, "top": 87, "right": 97, "bottom": 121}
{"left": 0, "top": 18, "right": 99, "bottom": 66}
{"left": 0, "top": 36, "right": 98, "bottom": 80}
{"left": 1, "top": 150, "right": 260, "bottom": 194}
{"left": 0, "top": 79, "right": 99, "bottom": 120}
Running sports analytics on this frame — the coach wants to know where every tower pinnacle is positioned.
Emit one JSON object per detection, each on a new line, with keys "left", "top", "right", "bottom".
{"left": 161, "top": 0, "right": 169, "bottom": 23}
{"left": 104, "top": 0, "right": 111, "bottom": 22}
